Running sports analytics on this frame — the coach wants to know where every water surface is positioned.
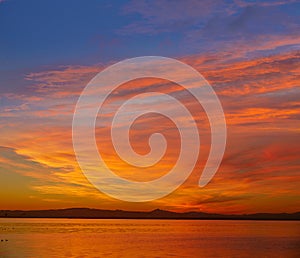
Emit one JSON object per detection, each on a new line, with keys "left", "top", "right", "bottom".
{"left": 0, "top": 219, "right": 299, "bottom": 257}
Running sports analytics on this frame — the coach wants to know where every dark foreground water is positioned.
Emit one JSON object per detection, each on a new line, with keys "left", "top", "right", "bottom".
{"left": 0, "top": 219, "right": 299, "bottom": 257}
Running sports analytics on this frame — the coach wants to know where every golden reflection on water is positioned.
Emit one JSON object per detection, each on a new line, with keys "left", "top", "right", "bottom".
{"left": 0, "top": 219, "right": 299, "bottom": 257}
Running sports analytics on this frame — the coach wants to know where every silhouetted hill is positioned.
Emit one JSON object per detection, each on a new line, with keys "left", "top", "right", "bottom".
{"left": 0, "top": 208, "right": 299, "bottom": 220}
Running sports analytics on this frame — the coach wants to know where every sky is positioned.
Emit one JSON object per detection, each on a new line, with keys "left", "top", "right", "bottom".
{"left": 0, "top": 0, "right": 299, "bottom": 214}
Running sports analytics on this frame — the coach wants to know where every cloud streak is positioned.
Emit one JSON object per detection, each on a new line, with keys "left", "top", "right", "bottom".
{"left": 1, "top": 43, "right": 299, "bottom": 213}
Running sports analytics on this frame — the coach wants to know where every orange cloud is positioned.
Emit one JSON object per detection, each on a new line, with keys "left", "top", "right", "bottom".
{"left": 1, "top": 50, "right": 299, "bottom": 213}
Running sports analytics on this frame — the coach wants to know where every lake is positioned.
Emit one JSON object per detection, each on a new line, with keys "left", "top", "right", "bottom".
{"left": 0, "top": 219, "right": 299, "bottom": 257}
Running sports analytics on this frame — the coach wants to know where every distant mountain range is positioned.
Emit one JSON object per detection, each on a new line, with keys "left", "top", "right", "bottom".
{"left": 0, "top": 208, "right": 299, "bottom": 220}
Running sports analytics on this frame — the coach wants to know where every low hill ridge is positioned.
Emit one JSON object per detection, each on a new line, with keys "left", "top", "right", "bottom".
{"left": 0, "top": 208, "right": 299, "bottom": 220}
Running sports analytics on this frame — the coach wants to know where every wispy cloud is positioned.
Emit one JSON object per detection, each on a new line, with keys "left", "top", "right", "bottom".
{"left": 1, "top": 47, "right": 299, "bottom": 212}
{"left": 121, "top": 0, "right": 300, "bottom": 57}
{"left": 25, "top": 65, "right": 101, "bottom": 97}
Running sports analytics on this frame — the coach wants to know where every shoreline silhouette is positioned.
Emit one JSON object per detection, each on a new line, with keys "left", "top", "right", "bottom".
{"left": 1, "top": 208, "right": 299, "bottom": 220}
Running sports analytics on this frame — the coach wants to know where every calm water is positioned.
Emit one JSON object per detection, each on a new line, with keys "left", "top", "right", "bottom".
{"left": 0, "top": 219, "right": 299, "bottom": 257}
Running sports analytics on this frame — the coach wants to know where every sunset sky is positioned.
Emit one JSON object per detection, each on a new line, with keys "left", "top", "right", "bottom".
{"left": 0, "top": 0, "right": 299, "bottom": 214}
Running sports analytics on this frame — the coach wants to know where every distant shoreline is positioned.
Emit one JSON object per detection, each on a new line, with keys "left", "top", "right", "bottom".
{"left": 1, "top": 217, "right": 299, "bottom": 221}
{"left": 1, "top": 208, "right": 299, "bottom": 221}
